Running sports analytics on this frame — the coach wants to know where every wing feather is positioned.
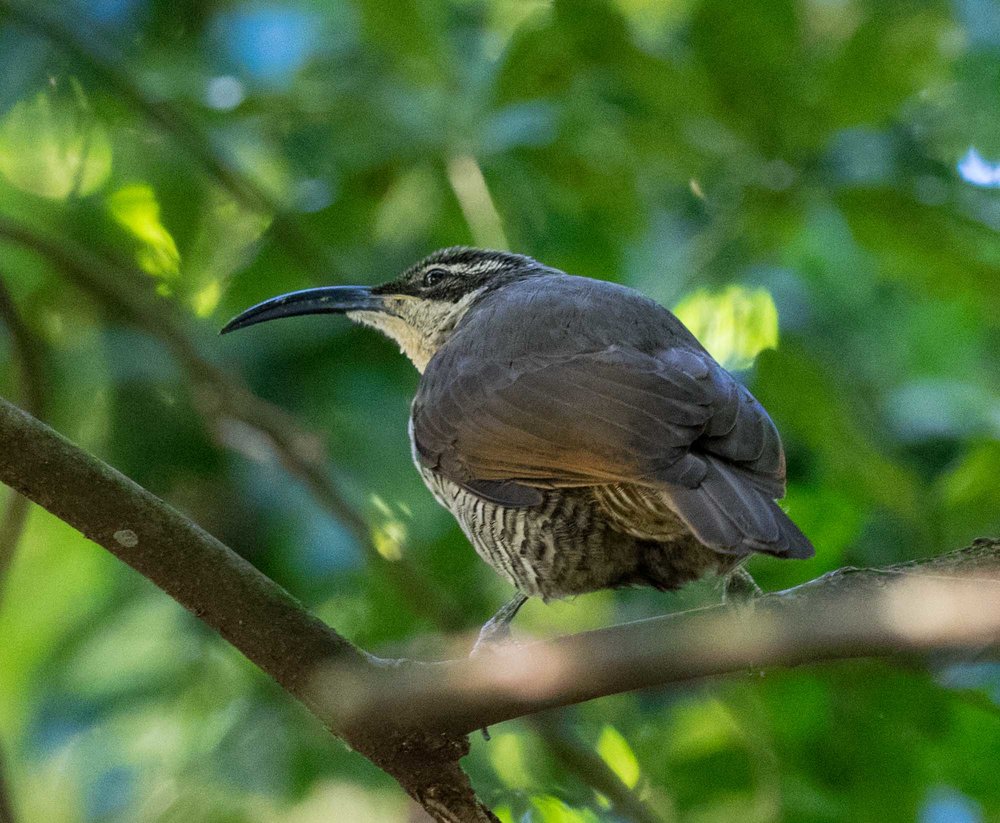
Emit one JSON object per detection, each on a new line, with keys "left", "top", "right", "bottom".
{"left": 411, "top": 274, "right": 811, "bottom": 557}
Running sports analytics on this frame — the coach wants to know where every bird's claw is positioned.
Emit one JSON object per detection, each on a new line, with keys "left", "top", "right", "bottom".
{"left": 471, "top": 619, "right": 518, "bottom": 740}
{"left": 722, "top": 566, "right": 762, "bottom": 607}
{"left": 471, "top": 592, "right": 529, "bottom": 656}
{"left": 471, "top": 618, "right": 518, "bottom": 656}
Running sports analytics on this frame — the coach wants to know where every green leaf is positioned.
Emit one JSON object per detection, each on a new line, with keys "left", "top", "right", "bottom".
{"left": 596, "top": 725, "right": 641, "bottom": 789}
{"left": 107, "top": 183, "right": 181, "bottom": 278}
{"left": 0, "top": 83, "right": 112, "bottom": 200}
{"left": 531, "top": 795, "right": 600, "bottom": 823}
{"left": 489, "top": 732, "right": 533, "bottom": 788}
{"left": 674, "top": 285, "right": 779, "bottom": 371}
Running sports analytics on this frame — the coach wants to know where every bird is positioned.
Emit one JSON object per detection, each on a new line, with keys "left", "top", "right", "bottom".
{"left": 222, "top": 247, "right": 813, "bottom": 645}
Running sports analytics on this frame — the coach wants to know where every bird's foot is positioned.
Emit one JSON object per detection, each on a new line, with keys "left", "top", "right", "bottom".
{"left": 471, "top": 620, "right": 515, "bottom": 656}
{"left": 722, "top": 566, "right": 762, "bottom": 607}
{"left": 470, "top": 592, "right": 529, "bottom": 657}
{"left": 471, "top": 593, "right": 529, "bottom": 740}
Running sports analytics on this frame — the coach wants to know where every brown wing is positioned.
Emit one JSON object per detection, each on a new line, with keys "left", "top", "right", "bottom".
{"left": 416, "top": 346, "right": 713, "bottom": 486}
{"left": 411, "top": 275, "right": 812, "bottom": 558}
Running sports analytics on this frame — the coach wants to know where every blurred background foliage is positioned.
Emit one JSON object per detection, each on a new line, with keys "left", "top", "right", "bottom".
{"left": 0, "top": 0, "right": 998, "bottom": 820}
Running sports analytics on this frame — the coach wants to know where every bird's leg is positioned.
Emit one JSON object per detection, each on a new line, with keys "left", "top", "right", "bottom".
{"left": 473, "top": 592, "right": 529, "bottom": 741}
{"left": 722, "top": 565, "right": 762, "bottom": 605}
{"left": 472, "top": 592, "right": 529, "bottom": 656}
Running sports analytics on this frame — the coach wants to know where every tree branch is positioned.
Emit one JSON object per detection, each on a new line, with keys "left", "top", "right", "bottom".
{"left": 0, "top": 215, "right": 467, "bottom": 631}
{"left": 0, "top": 211, "right": 664, "bottom": 818}
{"left": 1, "top": 390, "right": 998, "bottom": 820}
{"left": 0, "top": 395, "right": 496, "bottom": 822}
{"left": 323, "top": 541, "right": 1000, "bottom": 736}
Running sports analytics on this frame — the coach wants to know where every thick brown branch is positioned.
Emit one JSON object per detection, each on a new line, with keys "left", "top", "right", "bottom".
{"left": 1, "top": 389, "right": 997, "bottom": 821}
{"left": 0, "top": 217, "right": 659, "bottom": 815}
{"left": 0, "top": 395, "right": 358, "bottom": 687}
{"left": 0, "top": 396, "right": 495, "bottom": 822}
{"left": 327, "top": 541, "right": 1000, "bottom": 736}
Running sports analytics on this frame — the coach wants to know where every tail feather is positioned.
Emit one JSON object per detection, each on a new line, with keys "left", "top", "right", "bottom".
{"left": 662, "top": 460, "right": 814, "bottom": 559}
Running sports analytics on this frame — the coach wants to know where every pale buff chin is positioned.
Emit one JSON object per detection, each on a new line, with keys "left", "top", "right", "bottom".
{"left": 347, "top": 309, "right": 436, "bottom": 372}
{"left": 347, "top": 289, "right": 483, "bottom": 373}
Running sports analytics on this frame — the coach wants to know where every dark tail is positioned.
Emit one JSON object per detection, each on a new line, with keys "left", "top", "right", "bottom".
{"left": 663, "top": 460, "right": 814, "bottom": 558}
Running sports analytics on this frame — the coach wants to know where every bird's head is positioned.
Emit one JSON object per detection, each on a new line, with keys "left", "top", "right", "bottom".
{"left": 221, "top": 247, "right": 544, "bottom": 371}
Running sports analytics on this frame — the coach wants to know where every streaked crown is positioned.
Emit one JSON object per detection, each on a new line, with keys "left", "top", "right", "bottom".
{"left": 374, "top": 247, "right": 544, "bottom": 303}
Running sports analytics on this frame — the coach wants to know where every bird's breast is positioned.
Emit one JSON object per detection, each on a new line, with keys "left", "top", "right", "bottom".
{"left": 408, "top": 416, "right": 645, "bottom": 597}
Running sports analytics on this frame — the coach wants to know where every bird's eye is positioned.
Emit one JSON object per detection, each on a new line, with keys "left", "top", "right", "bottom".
{"left": 422, "top": 267, "right": 448, "bottom": 288}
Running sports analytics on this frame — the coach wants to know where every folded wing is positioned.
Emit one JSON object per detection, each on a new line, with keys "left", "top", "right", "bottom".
{"left": 411, "top": 277, "right": 812, "bottom": 558}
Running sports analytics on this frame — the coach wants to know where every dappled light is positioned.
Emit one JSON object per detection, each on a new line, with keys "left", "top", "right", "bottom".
{"left": 957, "top": 148, "right": 1000, "bottom": 188}
{"left": 530, "top": 795, "right": 602, "bottom": 823}
{"left": 107, "top": 184, "right": 180, "bottom": 278}
{"left": 0, "top": 0, "right": 997, "bottom": 820}
{"left": 673, "top": 285, "right": 779, "bottom": 371}
{"left": 369, "top": 494, "right": 409, "bottom": 562}
{"left": 596, "top": 725, "right": 641, "bottom": 790}
{"left": 0, "top": 84, "right": 111, "bottom": 201}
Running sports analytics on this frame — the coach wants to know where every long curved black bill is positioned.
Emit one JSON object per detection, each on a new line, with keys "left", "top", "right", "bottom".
{"left": 220, "top": 286, "right": 384, "bottom": 335}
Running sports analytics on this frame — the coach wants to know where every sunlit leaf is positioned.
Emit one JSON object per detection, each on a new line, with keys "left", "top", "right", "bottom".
{"left": 493, "top": 805, "right": 515, "bottom": 823}
{"left": 531, "top": 795, "right": 600, "bottom": 823}
{"left": 596, "top": 725, "right": 641, "bottom": 789}
{"left": 372, "top": 524, "right": 405, "bottom": 561}
{"left": 369, "top": 494, "right": 409, "bottom": 561}
{"left": 107, "top": 184, "right": 181, "bottom": 277}
{"left": 3, "top": 0, "right": 999, "bottom": 818}
{"left": 668, "top": 697, "right": 741, "bottom": 760}
{"left": 489, "top": 732, "right": 532, "bottom": 787}
{"left": 673, "top": 285, "right": 779, "bottom": 371}
{"left": 0, "top": 83, "right": 112, "bottom": 200}
{"left": 192, "top": 280, "right": 222, "bottom": 318}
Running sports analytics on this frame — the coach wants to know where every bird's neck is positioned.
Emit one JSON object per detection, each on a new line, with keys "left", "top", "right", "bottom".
{"left": 348, "top": 289, "right": 484, "bottom": 372}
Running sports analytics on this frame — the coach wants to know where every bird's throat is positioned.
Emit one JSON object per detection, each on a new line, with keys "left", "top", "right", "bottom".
{"left": 347, "top": 289, "right": 484, "bottom": 373}
{"left": 347, "top": 310, "right": 437, "bottom": 372}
